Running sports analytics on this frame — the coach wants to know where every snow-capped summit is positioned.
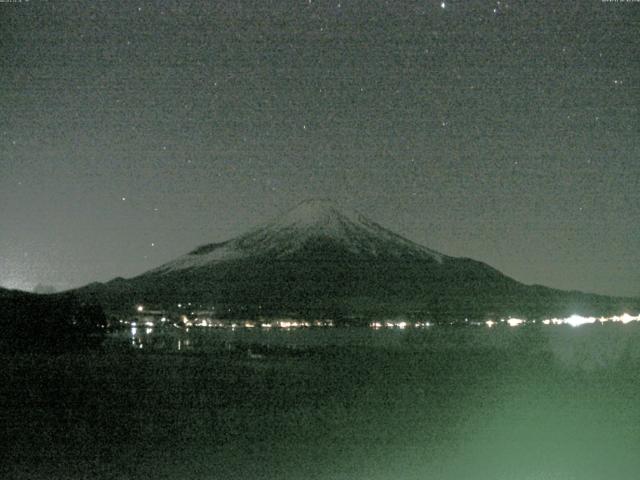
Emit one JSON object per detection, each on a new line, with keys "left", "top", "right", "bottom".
{"left": 268, "top": 199, "right": 363, "bottom": 233}
{"left": 258, "top": 198, "right": 444, "bottom": 258}
{"left": 150, "top": 199, "right": 445, "bottom": 274}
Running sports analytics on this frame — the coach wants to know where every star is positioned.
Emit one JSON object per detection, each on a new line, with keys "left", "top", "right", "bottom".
{"left": 441, "top": 2, "right": 446, "bottom": 9}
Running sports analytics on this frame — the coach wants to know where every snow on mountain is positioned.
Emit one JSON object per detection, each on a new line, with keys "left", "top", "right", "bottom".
{"left": 148, "top": 199, "right": 445, "bottom": 275}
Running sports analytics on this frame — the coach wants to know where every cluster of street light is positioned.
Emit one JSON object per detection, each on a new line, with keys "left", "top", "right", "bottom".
{"left": 370, "top": 314, "right": 640, "bottom": 329}
{"left": 131, "top": 305, "right": 640, "bottom": 331}
{"left": 488, "top": 313, "right": 640, "bottom": 328}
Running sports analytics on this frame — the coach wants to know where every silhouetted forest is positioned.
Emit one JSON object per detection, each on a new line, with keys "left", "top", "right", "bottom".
{"left": 0, "top": 289, "right": 106, "bottom": 351}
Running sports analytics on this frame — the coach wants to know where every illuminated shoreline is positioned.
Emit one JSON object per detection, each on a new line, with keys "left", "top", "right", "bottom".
{"left": 123, "top": 313, "right": 640, "bottom": 333}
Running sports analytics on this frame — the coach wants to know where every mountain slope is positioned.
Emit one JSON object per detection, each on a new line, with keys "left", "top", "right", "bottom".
{"left": 147, "top": 199, "right": 445, "bottom": 274}
{"left": 75, "top": 200, "right": 638, "bottom": 320}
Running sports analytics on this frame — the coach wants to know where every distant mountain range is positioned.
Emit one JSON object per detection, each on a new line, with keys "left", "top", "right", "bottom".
{"left": 73, "top": 200, "right": 638, "bottom": 321}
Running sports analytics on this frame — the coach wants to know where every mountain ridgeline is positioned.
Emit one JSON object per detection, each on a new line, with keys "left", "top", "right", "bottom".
{"left": 76, "top": 200, "right": 637, "bottom": 321}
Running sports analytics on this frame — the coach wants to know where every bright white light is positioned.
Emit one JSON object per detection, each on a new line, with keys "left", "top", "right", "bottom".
{"left": 441, "top": 1, "right": 446, "bottom": 8}
{"left": 136, "top": 305, "right": 144, "bottom": 312}
{"left": 538, "top": 313, "right": 640, "bottom": 327}
{"left": 564, "top": 314, "right": 596, "bottom": 328}
{"left": 618, "top": 313, "right": 637, "bottom": 324}
{"left": 506, "top": 318, "right": 524, "bottom": 327}
{"left": 397, "top": 321, "right": 407, "bottom": 329}
{"left": 485, "top": 320, "right": 496, "bottom": 328}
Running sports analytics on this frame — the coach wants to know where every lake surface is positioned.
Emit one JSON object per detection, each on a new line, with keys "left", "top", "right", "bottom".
{"left": 3, "top": 324, "right": 640, "bottom": 479}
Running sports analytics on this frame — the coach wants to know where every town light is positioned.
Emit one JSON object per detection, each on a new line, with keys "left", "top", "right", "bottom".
{"left": 564, "top": 314, "right": 596, "bottom": 328}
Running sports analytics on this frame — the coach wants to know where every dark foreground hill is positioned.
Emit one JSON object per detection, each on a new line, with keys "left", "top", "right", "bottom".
{"left": 75, "top": 200, "right": 638, "bottom": 320}
{"left": 0, "top": 287, "right": 106, "bottom": 350}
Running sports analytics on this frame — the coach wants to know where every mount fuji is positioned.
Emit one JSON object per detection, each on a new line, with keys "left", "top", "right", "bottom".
{"left": 150, "top": 199, "right": 446, "bottom": 273}
{"left": 76, "top": 200, "right": 635, "bottom": 321}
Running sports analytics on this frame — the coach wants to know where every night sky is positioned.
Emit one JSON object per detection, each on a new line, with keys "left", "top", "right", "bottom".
{"left": 1, "top": 0, "right": 638, "bottom": 297}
